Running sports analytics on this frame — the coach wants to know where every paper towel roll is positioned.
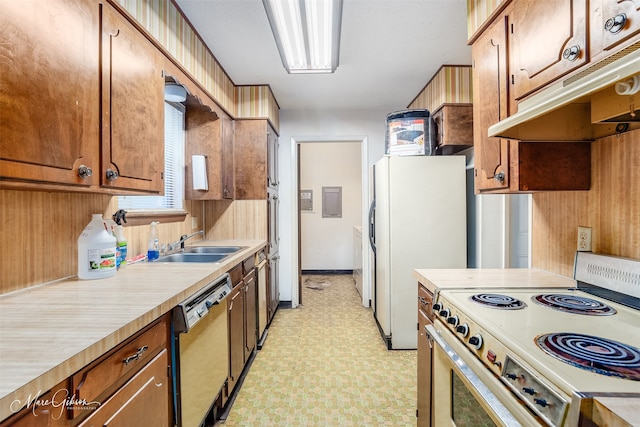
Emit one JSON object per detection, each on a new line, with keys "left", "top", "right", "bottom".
{"left": 192, "top": 155, "right": 208, "bottom": 191}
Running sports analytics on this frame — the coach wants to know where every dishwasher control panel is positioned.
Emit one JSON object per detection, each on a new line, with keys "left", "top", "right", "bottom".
{"left": 173, "top": 273, "right": 232, "bottom": 333}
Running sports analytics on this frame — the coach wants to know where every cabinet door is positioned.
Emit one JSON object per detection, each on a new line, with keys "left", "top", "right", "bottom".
{"left": 221, "top": 115, "right": 235, "bottom": 199}
{"left": 267, "top": 255, "right": 279, "bottom": 322}
{"left": 244, "top": 271, "right": 257, "bottom": 357}
{"left": 227, "top": 283, "right": 245, "bottom": 393}
{"left": 0, "top": 0, "right": 100, "bottom": 188}
{"left": 101, "top": 5, "right": 165, "bottom": 193}
{"left": 592, "top": 0, "right": 640, "bottom": 61}
{"left": 510, "top": 0, "right": 588, "bottom": 101}
{"left": 185, "top": 107, "right": 223, "bottom": 200}
{"left": 267, "top": 188, "right": 279, "bottom": 254}
{"left": 417, "top": 309, "right": 433, "bottom": 427}
{"left": 78, "top": 350, "right": 170, "bottom": 427}
{"left": 267, "top": 124, "right": 279, "bottom": 188}
{"left": 234, "top": 120, "right": 268, "bottom": 200}
{"left": 472, "top": 14, "right": 511, "bottom": 192}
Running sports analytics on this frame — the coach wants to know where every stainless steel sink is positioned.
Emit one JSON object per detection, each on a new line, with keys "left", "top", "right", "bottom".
{"left": 183, "top": 246, "right": 245, "bottom": 254}
{"left": 154, "top": 253, "right": 228, "bottom": 263}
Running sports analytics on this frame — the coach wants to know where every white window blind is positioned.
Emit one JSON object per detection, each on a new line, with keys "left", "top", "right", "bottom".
{"left": 118, "top": 102, "right": 185, "bottom": 210}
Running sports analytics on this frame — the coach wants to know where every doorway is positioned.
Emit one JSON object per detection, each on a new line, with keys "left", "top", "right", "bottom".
{"left": 291, "top": 136, "right": 369, "bottom": 308}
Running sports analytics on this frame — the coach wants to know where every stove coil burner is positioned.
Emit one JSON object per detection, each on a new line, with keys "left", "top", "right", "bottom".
{"left": 532, "top": 294, "right": 616, "bottom": 315}
{"left": 469, "top": 293, "right": 526, "bottom": 310}
{"left": 536, "top": 333, "right": 640, "bottom": 381}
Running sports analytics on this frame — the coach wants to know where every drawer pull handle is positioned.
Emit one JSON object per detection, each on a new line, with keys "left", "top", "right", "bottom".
{"left": 605, "top": 13, "right": 626, "bottom": 34}
{"left": 123, "top": 345, "right": 148, "bottom": 365}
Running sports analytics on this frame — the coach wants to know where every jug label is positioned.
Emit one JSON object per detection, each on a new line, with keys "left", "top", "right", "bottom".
{"left": 87, "top": 248, "right": 116, "bottom": 271}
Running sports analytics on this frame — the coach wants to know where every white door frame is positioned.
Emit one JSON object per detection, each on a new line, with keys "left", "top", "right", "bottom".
{"left": 289, "top": 135, "right": 370, "bottom": 308}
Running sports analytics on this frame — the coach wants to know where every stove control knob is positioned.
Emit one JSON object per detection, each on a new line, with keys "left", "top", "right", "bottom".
{"left": 447, "top": 315, "right": 459, "bottom": 327}
{"left": 468, "top": 334, "right": 483, "bottom": 350}
{"left": 439, "top": 308, "right": 450, "bottom": 318}
{"left": 456, "top": 323, "right": 469, "bottom": 337}
{"left": 523, "top": 387, "right": 536, "bottom": 396}
{"left": 534, "top": 398, "right": 549, "bottom": 408}
{"left": 432, "top": 303, "right": 442, "bottom": 312}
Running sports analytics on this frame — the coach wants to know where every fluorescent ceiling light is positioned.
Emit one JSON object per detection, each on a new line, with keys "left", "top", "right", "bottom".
{"left": 263, "top": 0, "right": 343, "bottom": 74}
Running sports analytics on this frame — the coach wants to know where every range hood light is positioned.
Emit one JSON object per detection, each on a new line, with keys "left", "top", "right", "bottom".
{"left": 615, "top": 74, "right": 640, "bottom": 95}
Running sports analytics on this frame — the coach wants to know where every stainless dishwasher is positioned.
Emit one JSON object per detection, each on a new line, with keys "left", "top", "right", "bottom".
{"left": 173, "top": 273, "right": 232, "bottom": 427}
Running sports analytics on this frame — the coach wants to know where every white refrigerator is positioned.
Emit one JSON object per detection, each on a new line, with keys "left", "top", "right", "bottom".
{"left": 369, "top": 155, "right": 466, "bottom": 349}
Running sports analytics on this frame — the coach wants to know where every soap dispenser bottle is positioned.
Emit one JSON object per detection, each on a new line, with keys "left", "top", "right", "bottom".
{"left": 147, "top": 221, "right": 160, "bottom": 261}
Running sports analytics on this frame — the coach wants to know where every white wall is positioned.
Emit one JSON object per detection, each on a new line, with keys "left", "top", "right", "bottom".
{"left": 278, "top": 108, "right": 395, "bottom": 305}
{"left": 300, "top": 142, "right": 362, "bottom": 270}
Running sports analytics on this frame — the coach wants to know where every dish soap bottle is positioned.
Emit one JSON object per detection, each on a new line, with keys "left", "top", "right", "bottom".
{"left": 78, "top": 214, "right": 117, "bottom": 280}
{"left": 114, "top": 224, "right": 128, "bottom": 269}
{"left": 147, "top": 221, "right": 160, "bottom": 261}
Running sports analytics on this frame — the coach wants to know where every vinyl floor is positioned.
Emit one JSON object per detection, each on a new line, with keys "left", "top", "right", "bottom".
{"left": 219, "top": 274, "right": 417, "bottom": 426}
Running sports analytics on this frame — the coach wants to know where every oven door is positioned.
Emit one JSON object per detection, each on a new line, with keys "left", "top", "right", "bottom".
{"left": 426, "top": 324, "right": 539, "bottom": 427}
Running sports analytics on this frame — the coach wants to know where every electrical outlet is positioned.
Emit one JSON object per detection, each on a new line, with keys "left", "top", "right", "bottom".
{"left": 191, "top": 216, "right": 198, "bottom": 229}
{"left": 577, "top": 226, "right": 592, "bottom": 252}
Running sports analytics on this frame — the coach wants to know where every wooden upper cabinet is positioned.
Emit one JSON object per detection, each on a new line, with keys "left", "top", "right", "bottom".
{"left": 472, "top": 12, "right": 511, "bottom": 192}
{"left": 185, "top": 106, "right": 223, "bottom": 200}
{"left": 222, "top": 115, "right": 235, "bottom": 199}
{"left": 101, "top": 5, "right": 165, "bottom": 193}
{"left": 591, "top": 0, "right": 640, "bottom": 62}
{"left": 509, "top": 0, "right": 588, "bottom": 101}
{"left": 234, "top": 120, "right": 272, "bottom": 200}
{"left": 0, "top": 0, "right": 100, "bottom": 188}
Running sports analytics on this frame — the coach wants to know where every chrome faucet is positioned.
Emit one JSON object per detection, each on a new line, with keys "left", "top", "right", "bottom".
{"left": 179, "top": 230, "right": 204, "bottom": 250}
{"left": 167, "top": 230, "right": 204, "bottom": 253}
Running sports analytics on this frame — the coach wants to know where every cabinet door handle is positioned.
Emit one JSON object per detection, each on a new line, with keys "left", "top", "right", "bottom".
{"left": 562, "top": 45, "right": 581, "bottom": 62}
{"left": 494, "top": 171, "right": 505, "bottom": 183}
{"left": 106, "top": 168, "right": 119, "bottom": 182}
{"left": 605, "top": 13, "right": 626, "bottom": 34}
{"left": 123, "top": 345, "right": 148, "bottom": 365}
{"left": 78, "top": 165, "right": 93, "bottom": 179}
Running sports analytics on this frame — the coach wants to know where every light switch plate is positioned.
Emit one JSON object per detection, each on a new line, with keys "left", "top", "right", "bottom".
{"left": 577, "top": 226, "right": 592, "bottom": 252}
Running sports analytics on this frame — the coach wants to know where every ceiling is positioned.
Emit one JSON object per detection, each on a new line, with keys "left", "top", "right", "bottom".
{"left": 174, "top": 0, "right": 472, "bottom": 111}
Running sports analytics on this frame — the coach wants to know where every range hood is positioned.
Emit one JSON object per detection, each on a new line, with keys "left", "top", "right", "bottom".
{"left": 489, "top": 42, "right": 640, "bottom": 140}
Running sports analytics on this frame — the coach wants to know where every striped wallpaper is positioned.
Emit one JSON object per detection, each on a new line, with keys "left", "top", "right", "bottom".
{"left": 408, "top": 65, "right": 473, "bottom": 112}
{"left": 113, "top": 0, "right": 280, "bottom": 131}
{"left": 236, "top": 85, "right": 281, "bottom": 131}
{"left": 466, "top": 0, "right": 507, "bottom": 40}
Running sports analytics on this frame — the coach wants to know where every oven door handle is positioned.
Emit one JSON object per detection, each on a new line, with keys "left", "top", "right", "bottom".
{"left": 425, "top": 325, "right": 523, "bottom": 427}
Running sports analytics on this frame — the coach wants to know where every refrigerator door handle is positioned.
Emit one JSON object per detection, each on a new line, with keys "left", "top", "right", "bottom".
{"left": 368, "top": 199, "right": 376, "bottom": 254}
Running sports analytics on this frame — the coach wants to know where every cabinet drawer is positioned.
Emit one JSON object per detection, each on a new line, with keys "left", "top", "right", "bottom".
{"left": 228, "top": 263, "right": 243, "bottom": 286}
{"left": 418, "top": 285, "right": 434, "bottom": 321}
{"left": 78, "top": 349, "right": 170, "bottom": 427}
{"left": 70, "top": 317, "right": 168, "bottom": 418}
{"left": 242, "top": 255, "right": 256, "bottom": 275}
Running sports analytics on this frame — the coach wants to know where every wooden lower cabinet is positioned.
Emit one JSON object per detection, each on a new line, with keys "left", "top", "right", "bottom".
{"left": 0, "top": 316, "right": 171, "bottom": 427}
{"left": 78, "top": 350, "right": 170, "bottom": 427}
{"left": 228, "top": 256, "right": 259, "bottom": 396}
{"left": 227, "top": 278, "right": 245, "bottom": 394}
{"left": 243, "top": 270, "right": 257, "bottom": 357}
{"left": 417, "top": 284, "right": 434, "bottom": 427}
{"left": 0, "top": 380, "right": 71, "bottom": 427}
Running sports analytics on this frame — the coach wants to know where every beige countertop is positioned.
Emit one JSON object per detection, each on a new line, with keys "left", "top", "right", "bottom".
{"left": 593, "top": 397, "right": 640, "bottom": 427}
{"left": 0, "top": 239, "right": 266, "bottom": 421}
{"left": 414, "top": 268, "right": 577, "bottom": 294}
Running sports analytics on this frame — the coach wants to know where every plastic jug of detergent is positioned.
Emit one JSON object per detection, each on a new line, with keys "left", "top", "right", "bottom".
{"left": 77, "top": 214, "right": 117, "bottom": 280}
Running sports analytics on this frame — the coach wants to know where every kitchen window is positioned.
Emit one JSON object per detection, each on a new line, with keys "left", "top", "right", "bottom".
{"left": 117, "top": 101, "right": 185, "bottom": 218}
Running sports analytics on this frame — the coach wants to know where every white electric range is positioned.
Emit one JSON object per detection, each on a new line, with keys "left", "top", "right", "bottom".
{"left": 428, "top": 253, "right": 640, "bottom": 426}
